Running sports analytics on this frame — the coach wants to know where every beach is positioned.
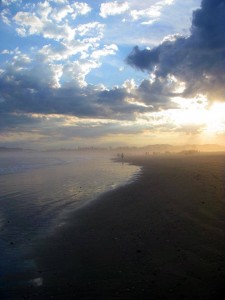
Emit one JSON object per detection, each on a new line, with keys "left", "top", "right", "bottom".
{"left": 0, "top": 151, "right": 139, "bottom": 299}
{"left": 3, "top": 153, "right": 225, "bottom": 299}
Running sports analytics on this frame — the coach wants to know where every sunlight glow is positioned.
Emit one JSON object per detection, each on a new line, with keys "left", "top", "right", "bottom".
{"left": 204, "top": 102, "right": 225, "bottom": 134}
{"left": 171, "top": 97, "right": 225, "bottom": 135}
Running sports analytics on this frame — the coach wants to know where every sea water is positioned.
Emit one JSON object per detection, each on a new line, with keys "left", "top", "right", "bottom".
{"left": 0, "top": 150, "right": 140, "bottom": 293}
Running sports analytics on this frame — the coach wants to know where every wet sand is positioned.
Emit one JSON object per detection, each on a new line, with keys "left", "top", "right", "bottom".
{"left": 5, "top": 153, "right": 225, "bottom": 299}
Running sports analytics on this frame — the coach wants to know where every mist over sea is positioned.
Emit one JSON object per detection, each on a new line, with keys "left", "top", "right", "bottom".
{"left": 0, "top": 150, "right": 140, "bottom": 294}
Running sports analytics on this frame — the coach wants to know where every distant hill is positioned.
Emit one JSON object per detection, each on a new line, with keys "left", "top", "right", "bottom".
{"left": 196, "top": 144, "right": 225, "bottom": 152}
{"left": 110, "top": 144, "right": 225, "bottom": 155}
{"left": 1, "top": 144, "right": 224, "bottom": 153}
{"left": 142, "top": 144, "right": 225, "bottom": 153}
{"left": 0, "top": 147, "right": 26, "bottom": 152}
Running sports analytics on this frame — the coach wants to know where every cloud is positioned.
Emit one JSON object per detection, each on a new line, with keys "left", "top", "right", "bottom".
{"left": 1, "top": 0, "right": 212, "bottom": 147}
{"left": 37, "top": 41, "right": 92, "bottom": 63}
{"left": 51, "top": 5, "right": 73, "bottom": 22}
{"left": 40, "top": 119, "right": 145, "bottom": 140}
{"left": 13, "top": 12, "right": 44, "bottom": 35}
{"left": 0, "top": 41, "right": 176, "bottom": 129}
{"left": 175, "top": 124, "right": 206, "bottom": 135}
{"left": 8, "top": 2, "right": 108, "bottom": 85}
{"left": 13, "top": 11, "right": 76, "bottom": 41}
{"left": 0, "top": 55, "right": 148, "bottom": 121}
{"left": 49, "top": 0, "right": 68, "bottom": 4}
{"left": 91, "top": 44, "right": 118, "bottom": 59}
{"left": 126, "top": 0, "right": 225, "bottom": 102}
{"left": 0, "top": 112, "right": 41, "bottom": 131}
{"left": 100, "top": 1, "right": 129, "bottom": 18}
{"left": 37, "top": 1, "right": 52, "bottom": 21}
{"left": 1, "top": 0, "right": 21, "bottom": 6}
{"left": 11, "top": 1, "right": 91, "bottom": 41}
{"left": 50, "top": 2, "right": 91, "bottom": 21}
{"left": 72, "top": 2, "right": 92, "bottom": 18}
{"left": 62, "top": 60, "right": 101, "bottom": 87}
{"left": 0, "top": 8, "right": 12, "bottom": 25}
{"left": 126, "top": 45, "right": 160, "bottom": 71}
{"left": 99, "top": 0, "right": 174, "bottom": 25}
{"left": 135, "top": 76, "right": 180, "bottom": 109}
{"left": 130, "top": 0, "right": 174, "bottom": 24}
{"left": 76, "top": 22, "right": 104, "bottom": 38}
{"left": 0, "top": 112, "right": 150, "bottom": 150}
{"left": 130, "top": 6, "right": 161, "bottom": 23}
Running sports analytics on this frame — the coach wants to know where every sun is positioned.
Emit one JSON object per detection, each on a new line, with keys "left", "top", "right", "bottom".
{"left": 170, "top": 96, "right": 225, "bottom": 135}
{"left": 204, "top": 102, "right": 225, "bottom": 134}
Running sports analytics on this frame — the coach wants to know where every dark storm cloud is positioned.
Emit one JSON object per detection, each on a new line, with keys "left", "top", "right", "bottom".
{"left": 97, "top": 87, "right": 147, "bottom": 117}
{"left": 0, "top": 113, "right": 41, "bottom": 131}
{"left": 0, "top": 70, "right": 147, "bottom": 125}
{"left": 136, "top": 78, "right": 179, "bottom": 109}
{"left": 126, "top": 0, "right": 225, "bottom": 101}
{"left": 126, "top": 46, "right": 160, "bottom": 72}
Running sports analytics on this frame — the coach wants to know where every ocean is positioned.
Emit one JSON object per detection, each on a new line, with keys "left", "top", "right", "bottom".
{"left": 0, "top": 150, "right": 140, "bottom": 296}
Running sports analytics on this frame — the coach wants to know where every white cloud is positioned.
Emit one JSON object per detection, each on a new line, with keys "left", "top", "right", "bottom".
{"left": 43, "top": 22, "right": 75, "bottom": 41}
{"left": 76, "top": 22, "right": 104, "bottom": 37}
{"left": 4, "top": 50, "right": 92, "bottom": 89}
{"left": 37, "top": 1, "right": 52, "bottom": 21}
{"left": 38, "top": 44, "right": 69, "bottom": 61}
{"left": 13, "top": 11, "right": 76, "bottom": 41}
{"left": 1, "top": 49, "right": 10, "bottom": 54}
{"left": 29, "top": 62, "right": 63, "bottom": 88}
{"left": 36, "top": 1, "right": 91, "bottom": 23}
{"left": 130, "top": 0, "right": 174, "bottom": 24}
{"left": 50, "top": 64, "right": 64, "bottom": 88}
{"left": 11, "top": 1, "right": 93, "bottom": 42}
{"left": 49, "top": 2, "right": 91, "bottom": 22}
{"left": 2, "top": 0, "right": 21, "bottom": 6}
{"left": 160, "top": 0, "right": 174, "bottom": 4}
{"left": 100, "top": 1, "right": 129, "bottom": 18}
{"left": 162, "top": 33, "right": 183, "bottom": 43}
{"left": 72, "top": 2, "right": 92, "bottom": 19}
{"left": 50, "top": 5, "right": 74, "bottom": 22}
{"left": 99, "top": 0, "right": 174, "bottom": 22}
{"left": 130, "top": 7, "right": 161, "bottom": 21}
{"left": 1, "top": 47, "right": 21, "bottom": 55}
{"left": 50, "top": 0, "right": 68, "bottom": 3}
{"left": 2, "top": 1, "right": 99, "bottom": 64}
{"left": 74, "top": 22, "right": 105, "bottom": 52}
{"left": 0, "top": 8, "right": 12, "bottom": 25}
{"left": 13, "top": 12, "right": 44, "bottom": 35}
{"left": 11, "top": 53, "right": 32, "bottom": 69}
{"left": 7, "top": 2, "right": 107, "bottom": 88}
{"left": 91, "top": 44, "right": 118, "bottom": 59}
{"left": 62, "top": 60, "right": 100, "bottom": 87}
{"left": 38, "top": 41, "right": 91, "bottom": 62}
{"left": 2, "top": 49, "right": 63, "bottom": 88}
{"left": 122, "top": 79, "right": 137, "bottom": 92}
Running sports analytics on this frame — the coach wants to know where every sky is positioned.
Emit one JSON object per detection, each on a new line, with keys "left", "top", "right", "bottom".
{"left": 1, "top": 0, "right": 225, "bottom": 149}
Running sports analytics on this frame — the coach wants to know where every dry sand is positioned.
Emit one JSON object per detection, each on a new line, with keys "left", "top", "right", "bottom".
{"left": 9, "top": 153, "right": 225, "bottom": 299}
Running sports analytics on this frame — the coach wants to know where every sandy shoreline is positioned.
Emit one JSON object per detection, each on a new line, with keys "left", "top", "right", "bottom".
{"left": 5, "top": 153, "right": 225, "bottom": 299}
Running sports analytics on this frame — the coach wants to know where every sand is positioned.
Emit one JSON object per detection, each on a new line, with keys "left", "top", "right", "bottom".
{"left": 5, "top": 153, "right": 225, "bottom": 299}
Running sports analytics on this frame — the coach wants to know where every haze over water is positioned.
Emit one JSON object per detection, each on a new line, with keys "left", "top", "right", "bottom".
{"left": 0, "top": 151, "right": 140, "bottom": 292}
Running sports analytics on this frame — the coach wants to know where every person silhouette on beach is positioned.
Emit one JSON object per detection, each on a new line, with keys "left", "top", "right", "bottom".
{"left": 121, "top": 153, "right": 124, "bottom": 160}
